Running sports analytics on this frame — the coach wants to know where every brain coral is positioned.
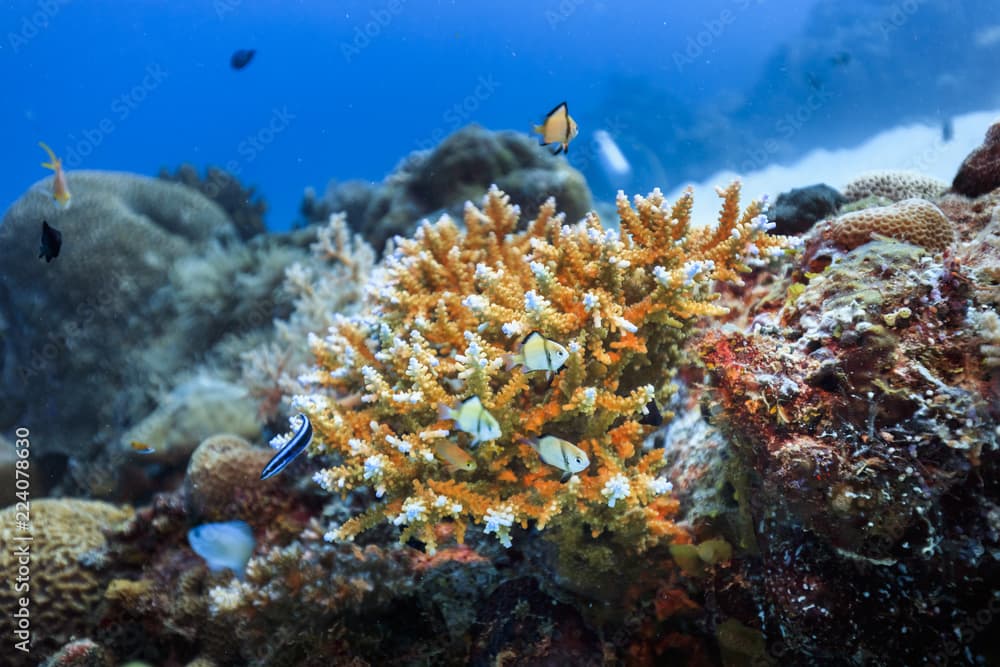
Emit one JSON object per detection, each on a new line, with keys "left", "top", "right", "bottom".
{"left": 0, "top": 499, "right": 132, "bottom": 655}
{"left": 825, "top": 198, "right": 954, "bottom": 251}
{"left": 842, "top": 170, "right": 948, "bottom": 203}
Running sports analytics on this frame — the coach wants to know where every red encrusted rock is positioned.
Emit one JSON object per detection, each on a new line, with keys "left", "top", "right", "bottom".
{"left": 952, "top": 121, "right": 1000, "bottom": 197}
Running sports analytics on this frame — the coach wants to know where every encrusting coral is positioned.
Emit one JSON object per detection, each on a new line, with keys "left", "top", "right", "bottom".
{"left": 297, "top": 183, "right": 794, "bottom": 553}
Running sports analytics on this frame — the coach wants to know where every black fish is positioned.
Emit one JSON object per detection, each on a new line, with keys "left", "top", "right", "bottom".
{"left": 38, "top": 220, "right": 62, "bottom": 262}
{"left": 230, "top": 49, "right": 256, "bottom": 70}
{"left": 639, "top": 399, "right": 663, "bottom": 426}
{"left": 260, "top": 413, "right": 313, "bottom": 480}
{"left": 829, "top": 51, "right": 851, "bottom": 67}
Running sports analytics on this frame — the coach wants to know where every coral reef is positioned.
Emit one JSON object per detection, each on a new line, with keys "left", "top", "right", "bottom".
{"left": 0, "top": 171, "right": 311, "bottom": 497}
{"left": 302, "top": 183, "right": 793, "bottom": 553}
{"left": 121, "top": 376, "right": 259, "bottom": 465}
{"left": 952, "top": 120, "right": 1000, "bottom": 198}
{"left": 183, "top": 433, "right": 319, "bottom": 537}
{"left": 241, "top": 213, "right": 374, "bottom": 423}
{"left": 819, "top": 197, "right": 954, "bottom": 252}
{"left": 300, "top": 124, "right": 592, "bottom": 253}
{"left": 0, "top": 499, "right": 132, "bottom": 658}
{"left": 41, "top": 638, "right": 113, "bottom": 667}
{"left": 842, "top": 170, "right": 948, "bottom": 203}
{"left": 159, "top": 163, "right": 268, "bottom": 240}
{"left": 693, "top": 181, "right": 1000, "bottom": 662}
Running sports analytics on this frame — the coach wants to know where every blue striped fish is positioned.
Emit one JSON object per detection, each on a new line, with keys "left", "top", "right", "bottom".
{"left": 260, "top": 413, "right": 313, "bottom": 480}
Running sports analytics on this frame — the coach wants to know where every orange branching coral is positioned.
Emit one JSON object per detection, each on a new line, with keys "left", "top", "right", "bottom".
{"left": 301, "top": 184, "right": 793, "bottom": 552}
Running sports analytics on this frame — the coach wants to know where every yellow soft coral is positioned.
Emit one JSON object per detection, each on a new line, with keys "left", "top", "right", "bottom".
{"left": 303, "top": 183, "right": 792, "bottom": 552}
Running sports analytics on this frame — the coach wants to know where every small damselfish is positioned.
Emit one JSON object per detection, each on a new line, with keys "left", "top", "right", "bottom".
{"left": 505, "top": 331, "right": 570, "bottom": 375}
{"left": 260, "top": 412, "right": 313, "bottom": 480}
{"left": 438, "top": 396, "right": 501, "bottom": 445}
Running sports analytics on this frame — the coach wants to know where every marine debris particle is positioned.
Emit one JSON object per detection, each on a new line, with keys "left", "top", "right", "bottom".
{"left": 300, "top": 183, "right": 794, "bottom": 553}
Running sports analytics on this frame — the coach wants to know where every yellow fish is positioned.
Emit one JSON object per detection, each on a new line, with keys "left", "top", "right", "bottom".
{"left": 130, "top": 441, "right": 155, "bottom": 455}
{"left": 533, "top": 101, "right": 578, "bottom": 155}
{"left": 39, "top": 141, "right": 71, "bottom": 209}
{"left": 523, "top": 435, "right": 589, "bottom": 481}
{"left": 438, "top": 396, "right": 501, "bottom": 445}
{"left": 505, "top": 332, "right": 569, "bottom": 374}
{"left": 433, "top": 440, "right": 477, "bottom": 473}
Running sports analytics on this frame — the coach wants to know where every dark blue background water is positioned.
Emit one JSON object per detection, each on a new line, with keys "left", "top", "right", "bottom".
{"left": 2, "top": 0, "right": 997, "bottom": 229}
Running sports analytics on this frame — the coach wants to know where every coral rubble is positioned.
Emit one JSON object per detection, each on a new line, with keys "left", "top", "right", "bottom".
{"left": 302, "top": 183, "right": 793, "bottom": 554}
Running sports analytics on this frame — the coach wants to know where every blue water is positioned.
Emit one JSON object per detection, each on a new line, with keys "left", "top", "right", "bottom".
{"left": 2, "top": 0, "right": 997, "bottom": 228}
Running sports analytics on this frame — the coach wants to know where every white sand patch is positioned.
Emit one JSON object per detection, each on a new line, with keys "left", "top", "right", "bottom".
{"left": 670, "top": 108, "right": 1000, "bottom": 228}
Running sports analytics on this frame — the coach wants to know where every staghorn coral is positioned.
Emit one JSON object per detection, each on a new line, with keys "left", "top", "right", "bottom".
{"left": 822, "top": 198, "right": 954, "bottom": 252}
{"left": 842, "top": 170, "right": 948, "bottom": 203}
{"left": 0, "top": 499, "right": 133, "bottom": 658}
{"left": 301, "top": 183, "right": 793, "bottom": 553}
{"left": 241, "top": 213, "right": 374, "bottom": 423}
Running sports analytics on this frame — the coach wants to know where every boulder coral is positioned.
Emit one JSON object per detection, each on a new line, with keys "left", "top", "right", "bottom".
{"left": 821, "top": 198, "right": 954, "bottom": 252}
{"left": 0, "top": 171, "right": 310, "bottom": 496}
{"left": 952, "top": 120, "right": 1000, "bottom": 198}
{"left": 300, "top": 124, "right": 593, "bottom": 253}
{"left": 299, "top": 183, "right": 795, "bottom": 553}
{"left": 842, "top": 170, "right": 948, "bottom": 203}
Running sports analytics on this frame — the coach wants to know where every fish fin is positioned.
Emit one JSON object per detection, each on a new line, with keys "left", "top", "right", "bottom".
{"left": 550, "top": 145, "right": 563, "bottom": 156}
{"left": 437, "top": 403, "right": 452, "bottom": 421}
{"left": 503, "top": 352, "right": 521, "bottom": 372}
{"left": 560, "top": 471, "right": 572, "bottom": 483}
{"left": 40, "top": 161, "right": 56, "bottom": 171}
{"left": 532, "top": 123, "right": 544, "bottom": 135}
{"left": 38, "top": 141, "right": 58, "bottom": 164}
{"left": 545, "top": 101, "right": 568, "bottom": 119}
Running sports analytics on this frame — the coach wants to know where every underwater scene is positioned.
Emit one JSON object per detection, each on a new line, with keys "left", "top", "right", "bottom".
{"left": 3, "top": 0, "right": 1000, "bottom": 665}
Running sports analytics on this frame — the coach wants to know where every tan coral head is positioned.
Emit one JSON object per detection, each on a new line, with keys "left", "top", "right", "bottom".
{"left": 825, "top": 198, "right": 955, "bottom": 252}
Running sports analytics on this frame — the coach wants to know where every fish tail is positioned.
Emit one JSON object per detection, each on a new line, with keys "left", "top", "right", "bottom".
{"left": 437, "top": 403, "right": 452, "bottom": 421}
{"left": 38, "top": 141, "right": 58, "bottom": 167}
{"left": 503, "top": 352, "right": 521, "bottom": 372}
